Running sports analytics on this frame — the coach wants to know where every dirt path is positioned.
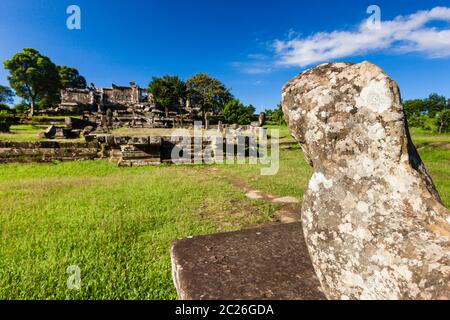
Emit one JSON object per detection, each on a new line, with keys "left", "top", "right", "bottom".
{"left": 229, "top": 178, "right": 302, "bottom": 224}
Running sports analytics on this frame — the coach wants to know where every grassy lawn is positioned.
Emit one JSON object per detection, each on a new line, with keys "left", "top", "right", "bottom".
{"left": 0, "top": 124, "right": 86, "bottom": 142}
{"left": 0, "top": 125, "right": 448, "bottom": 299}
{"left": 0, "top": 162, "right": 280, "bottom": 299}
{"left": 409, "top": 127, "right": 450, "bottom": 147}
{"left": 0, "top": 125, "right": 49, "bottom": 142}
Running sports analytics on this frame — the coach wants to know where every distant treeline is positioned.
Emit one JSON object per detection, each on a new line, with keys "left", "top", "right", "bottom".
{"left": 262, "top": 95, "right": 450, "bottom": 132}
{"left": 403, "top": 94, "right": 450, "bottom": 133}
{"left": 264, "top": 104, "right": 286, "bottom": 126}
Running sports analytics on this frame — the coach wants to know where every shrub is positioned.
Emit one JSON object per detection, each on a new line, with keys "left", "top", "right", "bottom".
{"left": 0, "top": 110, "right": 10, "bottom": 126}
{"left": 222, "top": 99, "right": 254, "bottom": 125}
{"left": 407, "top": 115, "right": 426, "bottom": 129}
{"left": 272, "top": 104, "right": 286, "bottom": 125}
{"left": 12, "top": 101, "right": 29, "bottom": 114}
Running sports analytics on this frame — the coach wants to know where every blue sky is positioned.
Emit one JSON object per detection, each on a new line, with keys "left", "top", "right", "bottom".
{"left": 0, "top": 0, "right": 449, "bottom": 112}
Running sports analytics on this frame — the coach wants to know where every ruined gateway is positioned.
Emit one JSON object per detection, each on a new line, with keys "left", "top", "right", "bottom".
{"left": 282, "top": 61, "right": 450, "bottom": 299}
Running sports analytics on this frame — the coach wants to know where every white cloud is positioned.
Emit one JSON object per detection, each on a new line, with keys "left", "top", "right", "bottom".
{"left": 274, "top": 6, "right": 450, "bottom": 67}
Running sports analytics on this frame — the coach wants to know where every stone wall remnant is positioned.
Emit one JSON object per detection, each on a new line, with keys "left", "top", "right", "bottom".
{"left": 0, "top": 141, "right": 98, "bottom": 163}
{"left": 282, "top": 61, "right": 450, "bottom": 300}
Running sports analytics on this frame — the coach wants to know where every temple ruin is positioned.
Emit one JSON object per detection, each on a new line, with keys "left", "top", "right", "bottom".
{"left": 59, "top": 82, "right": 198, "bottom": 129}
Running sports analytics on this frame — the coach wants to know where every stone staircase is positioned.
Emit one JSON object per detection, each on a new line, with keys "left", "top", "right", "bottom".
{"left": 107, "top": 136, "right": 162, "bottom": 166}
{"left": 118, "top": 144, "right": 161, "bottom": 166}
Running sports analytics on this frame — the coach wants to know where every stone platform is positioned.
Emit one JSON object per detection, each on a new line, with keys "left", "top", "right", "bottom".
{"left": 170, "top": 222, "right": 326, "bottom": 300}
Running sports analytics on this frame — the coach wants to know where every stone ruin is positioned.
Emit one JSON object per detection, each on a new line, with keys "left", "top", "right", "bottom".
{"left": 58, "top": 82, "right": 198, "bottom": 129}
{"left": 1, "top": 125, "right": 267, "bottom": 167}
{"left": 169, "top": 61, "right": 449, "bottom": 300}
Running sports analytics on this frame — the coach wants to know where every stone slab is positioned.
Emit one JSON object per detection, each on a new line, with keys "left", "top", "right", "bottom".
{"left": 170, "top": 222, "right": 326, "bottom": 300}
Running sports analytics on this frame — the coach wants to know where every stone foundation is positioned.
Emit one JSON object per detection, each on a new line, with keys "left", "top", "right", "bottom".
{"left": 0, "top": 133, "right": 258, "bottom": 165}
{"left": 0, "top": 126, "right": 262, "bottom": 166}
{"left": 0, "top": 141, "right": 99, "bottom": 163}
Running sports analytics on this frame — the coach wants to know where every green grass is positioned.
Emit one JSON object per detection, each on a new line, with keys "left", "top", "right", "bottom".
{"left": 0, "top": 125, "right": 448, "bottom": 300}
{"left": 0, "top": 124, "right": 84, "bottom": 142}
{"left": 0, "top": 124, "right": 48, "bottom": 141}
{"left": 409, "top": 127, "right": 450, "bottom": 147}
{"left": 0, "top": 162, "right": 279, "bottom": 299}
{"left": 416, "top": 147, "right": 450, "bottom": 206}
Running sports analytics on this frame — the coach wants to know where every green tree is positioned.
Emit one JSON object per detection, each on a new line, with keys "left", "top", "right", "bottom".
{"left": 424, "top": 93, "right": 446, "bottom": 118}
{"left": 3, "top": 48, "right": 60, "bottom": 117}
{"left": 148, "top": 75, "right": 186, "bottom": 118}
{"left": 0, "top": 85, "right": 14, "bottom": 110}
{"left": 403, "top": 99, "right": 425, "bottom": 119}
{"left": 12, "top": 100, "right": 29, "bottom": 114}
{"left": 437, "top": 109, "right": 450, "bottom": 133}
{"left": 186, "top": 73, "right": 232, "bottom": 124}
{"left": 264, "top": 108, "right": 274, "bottom": 118}
{"left": 272, "top": 103, "right": 286, "bottom": 125}
{"left": 403, "top": 99, "right": 427, "bottom": 129}
{"left": 222, "top": 99, "right": 255, "bottom": 125}
{"left": 58, "top": 66, "right": 87, "bottom": 89}
{"left": 244, "top": 104, "right": 256, "bottom": 124}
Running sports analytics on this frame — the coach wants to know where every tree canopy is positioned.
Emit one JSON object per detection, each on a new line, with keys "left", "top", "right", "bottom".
{"left": 264, "top": 103, "right": 286, "bottom": 125}
{"left": 3, "top": 48, "right": 60, "bottom": 116}
{"left": 424, "top": 93, "right": 447, "bottom": 118}
{"left": 437, "top": 109, "right": 450, "bottom": 133}
{"left": 403, "top": 93, "right": 449, "bottom": 132}
{"left": 403, "top": 99, "right": 425, "bottom": 119}
{"left": 222, "top": 99, "right": 255, "bottom": 125}
{"left": 186, "top": 73, "right": 232, "bottom": 122}
{"left": 58, "top": 66, "right": 87, "bottom": 89}
{"left": 0, "top": 85, "right": 14, "bottom": 109}
{"left": 148, "top": 75, "right": 186, "bottom": 117}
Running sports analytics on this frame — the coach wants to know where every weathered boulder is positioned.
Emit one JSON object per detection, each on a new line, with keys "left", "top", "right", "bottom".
{"left": 282, "top": 61, "right": 450, "bottom": 300}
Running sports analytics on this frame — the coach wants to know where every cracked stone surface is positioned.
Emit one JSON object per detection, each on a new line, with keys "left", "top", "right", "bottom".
{"left": 282, "top": 61, "right": 450, "bottom": 300}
